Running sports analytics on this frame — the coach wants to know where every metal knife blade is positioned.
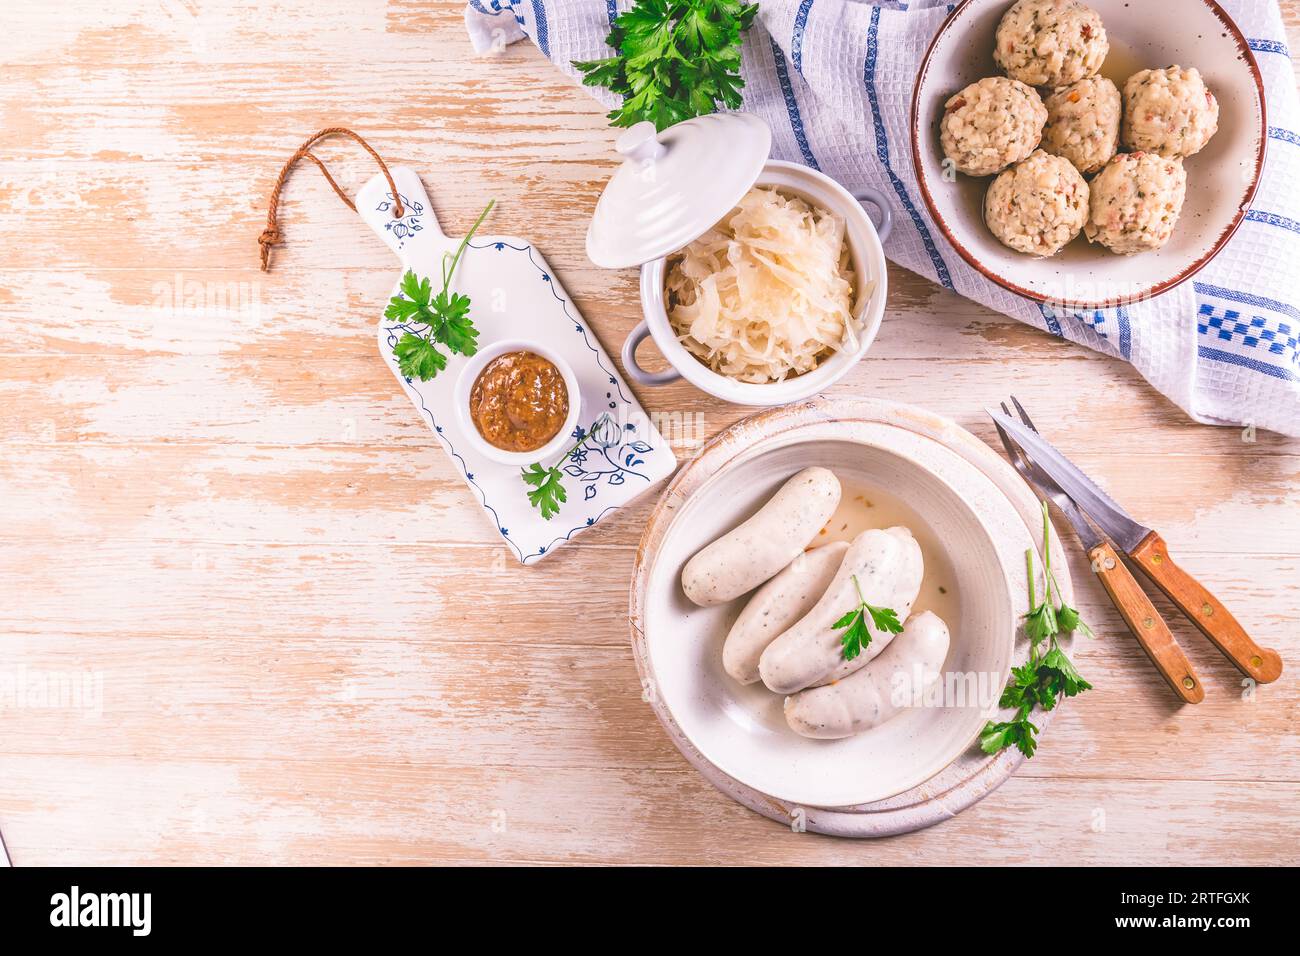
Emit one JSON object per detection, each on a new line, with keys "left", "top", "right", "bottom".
{"left": 1022, "top": 470, "right": 1104, "bottom": 552}
{"left": 987, "top": 409, "right": 1153, "bottom": 553}
{"left": 988, "top": 415, "right": 1105, "bottom": 551}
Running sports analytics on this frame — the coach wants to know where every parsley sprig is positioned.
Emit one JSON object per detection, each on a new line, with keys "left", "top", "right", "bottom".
{"left": 573, "top": 0, "right": 759, "bottom": 131}
{"left": 520, "top": 426, "right": 598, "bottom": 522}
{"left": 385, "top": 200, "right": 495, "bottom": 381}
{"left": 833, "top": 574, "right": 904, "bottom": 662}
{"left": 521, "top": 462, "right": 567, "bottom": 520}
{"left": 981, "top": 503, "right": 1093, "bottom": 758}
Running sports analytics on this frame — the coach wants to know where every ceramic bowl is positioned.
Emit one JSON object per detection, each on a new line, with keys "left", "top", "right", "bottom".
{"left": 452, "top": 338, "right": 582, "bottom": 467}
{"left": 621, "top": 161, "right": 893, "bottom": 405}
{"left": 912, "top": 0, "right": 1266, "bottom": 308}
{"left": 639, "top": 421, "right": 1024, "bottom": 807}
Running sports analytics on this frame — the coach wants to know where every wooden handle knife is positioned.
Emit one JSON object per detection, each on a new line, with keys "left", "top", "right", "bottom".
{"left": 1089, "top": 540, "right": 1205, "bottom": 704}
{"left": 1130, "top": 531, "right": 1283, "bottom": 684}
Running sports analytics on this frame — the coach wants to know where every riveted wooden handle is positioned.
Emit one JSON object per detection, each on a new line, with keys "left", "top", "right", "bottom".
{"left": 1130, "top": 531, "right": 1283, "bottom": 683}
{"left": 1089, "top": 541, "right": 1205, "bottom": 704}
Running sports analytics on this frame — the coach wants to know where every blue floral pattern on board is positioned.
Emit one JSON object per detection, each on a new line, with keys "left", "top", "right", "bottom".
{"left": 563, "top": 414, "right": 653, "bottom": 501}
{"left": 375, "top": 193, "right": 424, "bottom": 248}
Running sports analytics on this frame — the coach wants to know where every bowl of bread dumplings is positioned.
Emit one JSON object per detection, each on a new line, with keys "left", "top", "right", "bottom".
{"left": 912, "top": 0, "right": 1266, "bottom": 309}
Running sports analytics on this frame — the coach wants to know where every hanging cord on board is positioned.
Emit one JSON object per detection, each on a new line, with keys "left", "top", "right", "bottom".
{"left": 258, "top": 127, "right": 403, "bottom": 272}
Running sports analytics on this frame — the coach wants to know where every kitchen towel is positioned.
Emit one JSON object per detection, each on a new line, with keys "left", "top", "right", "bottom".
{"left": 465, "top": 0, "right": 1300, "bottom": 437}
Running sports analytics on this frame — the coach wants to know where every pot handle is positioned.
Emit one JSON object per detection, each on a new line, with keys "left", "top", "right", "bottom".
{"left": 852, "top": 187, "right": 893, "bottom": 245}
{"left": 622, "top": 320, "right": 682, "bottom": 386}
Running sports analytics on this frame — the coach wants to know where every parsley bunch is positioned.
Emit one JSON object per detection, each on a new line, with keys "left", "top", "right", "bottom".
{"left": 573, "top": 0, "right": 759, "bottom": 131}
{"left": 981, "top": 504, "right": 1093, "bottom": 758}
{"left": 385, "top": 200, "right": 495, "bottom": 381}
{"left": 833, "top": 574, "right": 903, "bottom": 662}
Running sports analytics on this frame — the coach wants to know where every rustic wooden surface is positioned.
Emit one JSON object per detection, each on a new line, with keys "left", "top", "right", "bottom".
{"left": 1, "top": 0, "right": 1297, "bottom": 866}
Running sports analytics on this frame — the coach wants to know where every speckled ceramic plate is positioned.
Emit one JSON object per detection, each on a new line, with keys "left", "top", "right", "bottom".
{"left": 912, "top": 0, "right": 1265, "bottom": 309}
{"left": 629, "top": 398, "right": 1076, "bottom": 835}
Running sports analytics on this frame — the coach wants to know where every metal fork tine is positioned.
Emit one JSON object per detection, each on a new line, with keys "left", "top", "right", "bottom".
{"left": 990, "top": 416, "right": 1020, "bottom": 464}
{"left": 993, "top": 402, "right": 1104, "bottom": 551}
{"left": 998, "top": 401, "right": 1032, "bottom": 471}
{"left": 1009, "top": 394, "right": 1039, "bottom": 433}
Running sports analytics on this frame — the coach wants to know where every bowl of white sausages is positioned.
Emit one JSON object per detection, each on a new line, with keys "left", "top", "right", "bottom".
{"left": 632, "top": 404, "right": 1034, "bottom": 810}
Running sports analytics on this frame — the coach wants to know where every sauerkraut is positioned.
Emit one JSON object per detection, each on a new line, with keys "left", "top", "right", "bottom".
{"left": 664, "top": 187, "right": 863, "bottom": 384}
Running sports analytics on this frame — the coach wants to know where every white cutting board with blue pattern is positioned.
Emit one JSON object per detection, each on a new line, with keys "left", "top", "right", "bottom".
{"left": 357, "top": 167, "right": 676, "bottom": 563}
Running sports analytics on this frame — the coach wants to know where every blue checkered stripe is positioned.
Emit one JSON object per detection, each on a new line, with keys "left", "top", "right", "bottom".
{"left": 1195, "top": 283, "right": 1300, "bottom": 382}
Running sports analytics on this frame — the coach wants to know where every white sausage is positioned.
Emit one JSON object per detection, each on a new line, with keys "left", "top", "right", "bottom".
{"left": 811, "top": 527, "right": 923, "bottom": 687}
{"left": 721, "top": 542, "right": 849, "bottom": 685}
{"left": 681, "top": 467, "right": 841, "bottom": 607}
{"left": 784, "top": 611, "right": 951, "bottom": 739}
{"left": 758, "top": 528, "right": 908, "bottom": 695}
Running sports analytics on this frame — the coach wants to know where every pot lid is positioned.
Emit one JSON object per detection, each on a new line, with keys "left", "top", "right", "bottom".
{"left": 586, "top": 112, "right": 772, "bottom": 269}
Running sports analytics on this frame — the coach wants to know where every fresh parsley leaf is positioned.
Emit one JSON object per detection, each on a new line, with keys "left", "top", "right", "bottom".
{"left": 866, "top": 604, "right": 904, "bottom": 637}
{"left": 405, "top": 271, "right": 431, "bottom": 309}
{"left": 1023, "top": 600, "right": 1059, "bottom": 645}
{"left": 1040, "top": 638, "right": 1093, "bottom": 701}
{"left": 980, "top": 713, "right": 1039, "bottom": 758}
{"left": 1020, "top": 523, "right": 1059, "bottom": 645}
{"left": 1032, "top": 501, "right": 1095, "bottom": 639}
{"left": 834, "top": 607, "right": 871, "bottom": 662}
{"left": 385, "top": 201, "right": 494, "bottom": 381}
{"left": 428, "top": 290, "right": 479, "bottom": 357}
{"left": 833, "top": 574, "right": 903, "bottom": 662}
{"left": 573, "top": 0, "right": 759, "bottom": 131}
{"left": 393, "top": 332, "right": 447, "bottom": 381}
{"left": 998, "top": 659, "right": 1039, "bottom": 711}
{"left": 384, "top": 289, "right": 427, "bottom": 323}
{"left": 521, "top": 463, "right": 567, "bottom": 520}
{"left": 1053, "top": 598, "right": 1093, "bottom": 638}
{"left": 983, "top": 511, "right": 1093, "bottom": 759}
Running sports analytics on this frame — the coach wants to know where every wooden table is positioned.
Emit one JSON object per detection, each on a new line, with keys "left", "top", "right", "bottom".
{"left": 1, "top": 1, "right": 1297, "bottom": 866}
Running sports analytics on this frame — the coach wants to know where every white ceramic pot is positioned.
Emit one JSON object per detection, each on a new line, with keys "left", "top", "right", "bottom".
{"left": 453, "top": 338, "right": 582, "bottom": 467}
{"left": 587, "top": 114, "right": 893, "bottom": 407}
{"left": 624, "top": 163, "right": 893, "bottom": 404}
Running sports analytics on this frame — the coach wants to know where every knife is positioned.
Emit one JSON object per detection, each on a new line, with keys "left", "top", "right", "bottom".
{"left": 989, "top": 409, "right": 1283, "bottom": 684}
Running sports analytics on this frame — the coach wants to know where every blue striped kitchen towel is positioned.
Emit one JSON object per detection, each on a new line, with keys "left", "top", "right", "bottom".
{"left": 465, "top": 0, "right": 1300, "bottom": 436}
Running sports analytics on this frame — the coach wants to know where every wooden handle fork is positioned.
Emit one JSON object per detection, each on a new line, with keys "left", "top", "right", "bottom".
{"left": 1088, "top": 540, "right": 1205, "bottom": 704}
{"left": 1130, "top": 531, "right": 1283, "bottom": 684}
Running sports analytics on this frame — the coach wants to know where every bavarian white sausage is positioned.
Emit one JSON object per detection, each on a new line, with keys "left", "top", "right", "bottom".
{"left": 811, "top": 527, "right": 923, "bottom": 687}
{"left": 681, "top": 467, "right": 841, "bottom": 607}
{"left": 758, "top": 527, "right": 909, "bottom": 695}
{"left": 721, "top": 541, "right": 849, "bottom": 685}
{"left": 784, "top": 610, "right": 951, "bottom": 739}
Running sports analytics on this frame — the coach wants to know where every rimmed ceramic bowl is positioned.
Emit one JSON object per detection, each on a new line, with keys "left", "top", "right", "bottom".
{"left": 912, "top": 0, "right": 1266, "bottom": 309}
{"left": 623, "top": 160, "right": 893, "bottom": 406}
{"left": 638, "top": 421, "right": 1025, "bottom": 808}
{"left": 452, "top": 338, "right": 582, "bottom": 467}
